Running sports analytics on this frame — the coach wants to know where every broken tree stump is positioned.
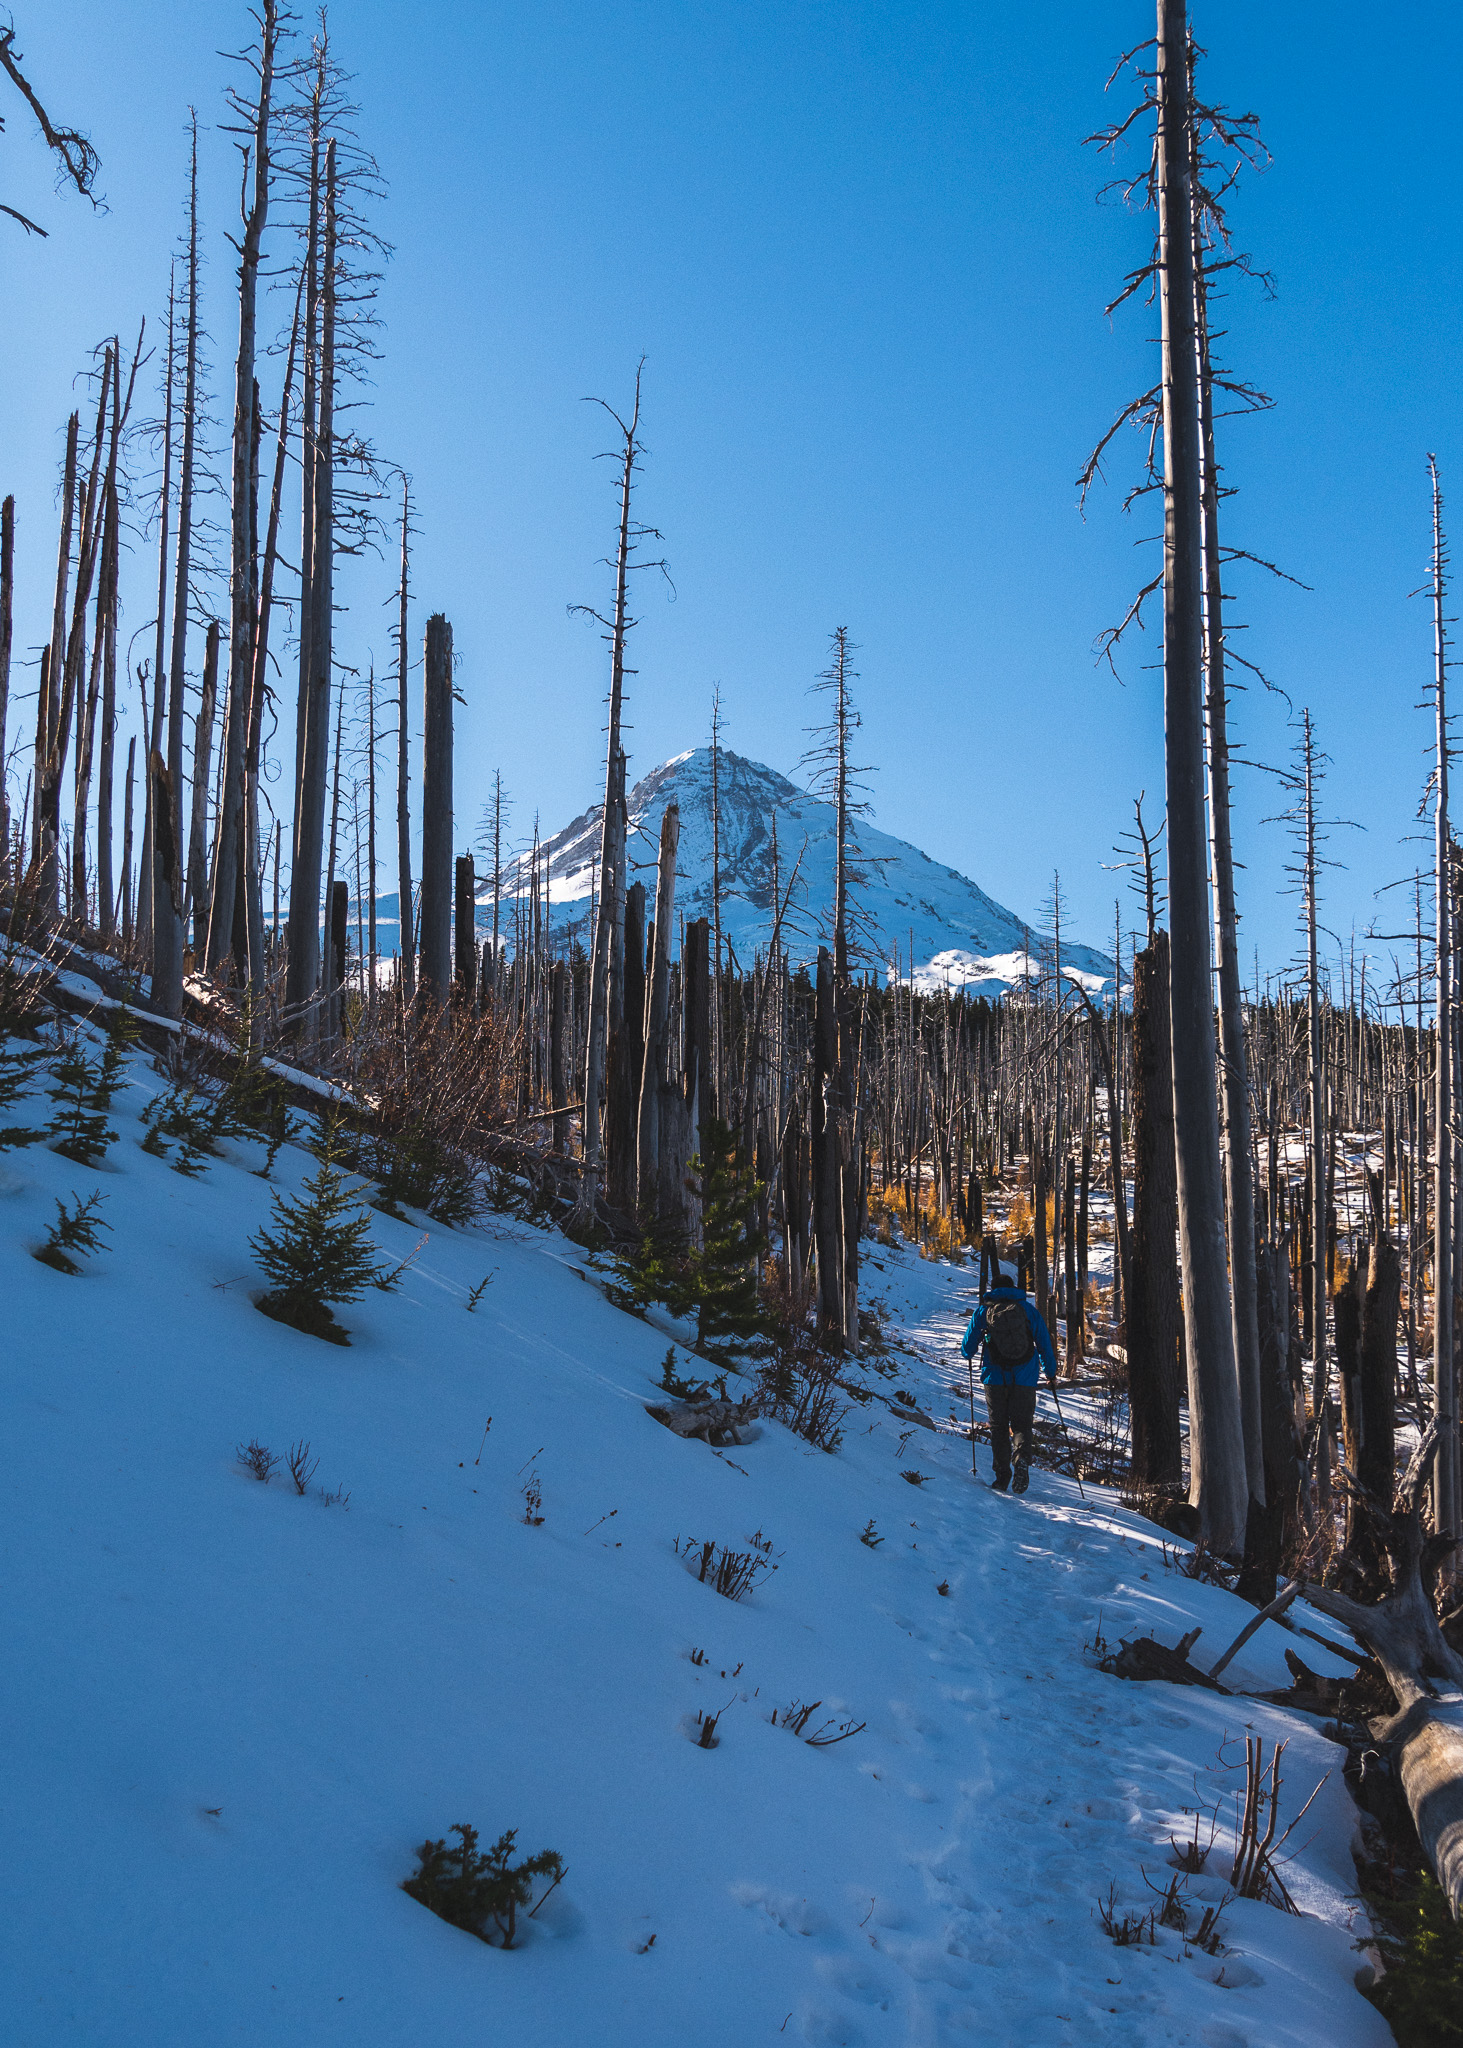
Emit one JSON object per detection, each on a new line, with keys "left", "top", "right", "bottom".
{"left": 1303, "top": 1423, "right": 1463, "bottom": 1919}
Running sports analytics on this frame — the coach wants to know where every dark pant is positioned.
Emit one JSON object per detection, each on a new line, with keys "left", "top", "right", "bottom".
{"left": 986, "top": 1382, "right": 1037, "bottom": 1480}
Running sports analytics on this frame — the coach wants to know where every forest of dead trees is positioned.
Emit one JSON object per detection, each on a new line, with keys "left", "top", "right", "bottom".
{"left": 5, "top": 0, "right": 1463, "bottom": 1919}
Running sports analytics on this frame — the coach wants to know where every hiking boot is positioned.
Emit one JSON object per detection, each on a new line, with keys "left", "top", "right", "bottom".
{"left": 990, "top": 1474, "right": 1010, "bottom": 1493}
{"left": 1011, "top": 1466, "right": 1029, "bottom": 1495}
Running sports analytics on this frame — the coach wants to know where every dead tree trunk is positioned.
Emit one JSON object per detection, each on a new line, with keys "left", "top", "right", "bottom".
{"left": 186, "top": 620, "right": 220, "bottom": 945}
{"left": 34, "top": 412, "right": 78, "bottom": 909}
{"left": 1238, "top": 1233, "right": 1303, "bottom": 1604}
{"left": 637, "top": 802, "right": 679, "bottom": 1222}
{"left": 285, "top": 135, "right": 336, "bottom": 1036}
{"left": 812, "top": 945, "right": 844, "bottom": 1349}
{"left": 244, "top": 278, "right": 302, "bottom": 1000}
{"left": 1429, "top": 457, "right": 1459, "bottom": 1543}
{"left": 393, "top": 473, "right": 414, "bottom": 999}
{"left": 208, "top": 0, "right": 277, "bottom": 976}
{"left": 1345, "top": 1209, "right": 1401, "bottom": 1580}
{"left": 1129, "top": 932, "right": 1183, "bottom": 1487}
{"left": 1034, "top": 1139, "right": 1050, "bottom": 1331}
{"left": 454, "top": 852, "right": 475, "bottom": 1001}
{"left": 328, "top": 879, "right": 348, "bottom": 1019}
{"left": 154, "top": 130, "right": 202, "bottom": 1016}
{"left": 120, "top": 735, "right": 135, "bottom": 942}
{"left": 582, "top": 376, "right": 646, "bottom": 1212}
{"left": 680, "top": 917, "right": 712, "bottom": 1225}
{"left": 94, "top": 377, "right": 123, "bottom": 941}
{"left": 1196, "top": 209, "right": 1264, "bottom": 1508}
{"left": 550, "top": 960, "right": 569, "bottom": 1153}
{"left": 0, "top": 494, "right": 12, "bottom": 862}
{"left": 139, "top": 277, "right": 175, "bottom": 945}
{"left": 1156, "top": 0, "right": 1246, "bottom": 1551}
{"left": 606, "top": 879, "right": 646, "bottom": 1213}
{"left": 1075, "top": 983, "right": 1132, "bottom": 1327}
{"left": 418, "top": 613, "right": 453, "bottom": 1005}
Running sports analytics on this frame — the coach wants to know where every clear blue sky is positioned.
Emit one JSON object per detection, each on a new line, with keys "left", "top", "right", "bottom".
{"left": 4, "top": 1, "right": 1460, "bottom": 989}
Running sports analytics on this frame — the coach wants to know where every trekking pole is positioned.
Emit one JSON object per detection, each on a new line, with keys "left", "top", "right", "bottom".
{"left": 1047, "top": 1383, "right": 1086, "bottom": 1500}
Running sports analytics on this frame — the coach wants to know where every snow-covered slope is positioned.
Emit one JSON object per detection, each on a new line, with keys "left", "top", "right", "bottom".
{"left": 488, "top": 749, "right": 1114, "bottom": 997}
{"left": 4, "top": 1011, "right": 1386, "bottom": 2046}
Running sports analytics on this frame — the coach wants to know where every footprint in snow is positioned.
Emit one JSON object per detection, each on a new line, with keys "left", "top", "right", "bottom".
{"left": 731, "top": 1884, "right": 833, "bottom": 1941}
{"left": 799, "top": 2004, "right": 864, "bottom": 2046}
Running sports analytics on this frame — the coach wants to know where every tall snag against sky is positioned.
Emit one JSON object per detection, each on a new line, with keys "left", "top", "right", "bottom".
{"left": 798, "top": 627, "right": 874, "bottom": 1351}
{"left": 151, "top": 114, "right": 203, "bottom": 1021}
{"left": 572, "top": 361, "right": 666, "bottom": 1220}
{"left": 1187, "top": 42, "right": 1278, "bottom": 1511}
{"left": 1155, "top": 0, "right": 1247, "bottom": 1554}
{"left": 1427, "top": 456, "right": 1459, "bottom": 1545}
{"left": 1084, "top": 2, "right": 1254, "bottom": 1550}
{"left": 207, "top": 0, "right": 284, "bottom": 980}
{"left": 280, "top": 16, "right": 386, "bottom": 1038}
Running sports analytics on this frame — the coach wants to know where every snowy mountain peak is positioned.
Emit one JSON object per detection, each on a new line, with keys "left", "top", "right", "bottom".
{"left": 494, "top": 747, "right": 1114, "bottom": 997}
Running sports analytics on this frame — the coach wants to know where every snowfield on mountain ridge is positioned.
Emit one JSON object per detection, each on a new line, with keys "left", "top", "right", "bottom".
{"left": 1, "top": 1016, "right": 1388, "bottom": 2048}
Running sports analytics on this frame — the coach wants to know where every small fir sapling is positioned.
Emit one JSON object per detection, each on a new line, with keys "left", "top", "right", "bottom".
{"left": 252, "top": 1086, "right": 297, "bottom": 1179}
{"left": 371, "top": 1115, "right": 481, "bottom": 1227}
{"left": 93, "top": 1006, "right": 138, "bottom": 1111}
{"left": 1363, "top": 1872, "right": 1463, "bottom": 2044}
{"left": 36, "top": 1189, "right": 111, "bottom": 1273}
{"left": 615, "top": 1215, "right": 697, "bottom": 1322}
{"left": 465, "top": 1271, "right": 495, "bottom": 1311}
{"left": 402, "top": 1824, "right": 564, "bottom": 1949}
{"left": 46, "top": 1039, "right": 117, "bottom": 1165}
{"left": 0, "top": 1038, "right": 47, "bottom": 1149}
{"left": 657, "top": 1346, "right": 703, "bottom": 1400}
{"left": 140, "top": 1086, "right": 223, "bottom": 1175}
{"left": 859, "top": 1520, "right": 884, "bottom": 1549}
{"left": 208, "top": 1008, "right": 300, "bottom": 1177}
{"left": 250, "top": 1138, "right": 388, "bottom": 1344}
{"left": 615, "top": 1123, "right": 769, "bottom": 1363}
{"left": 0, "top": 944, "right": 48, "bottom": 1037}
{"left": 688, "top": 1119, "right": 769, "bottom": 1361}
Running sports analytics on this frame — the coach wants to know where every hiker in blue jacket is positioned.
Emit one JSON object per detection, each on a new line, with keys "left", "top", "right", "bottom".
{"left": 960, "top": 1278, "right": 1058, "bottom": 1494}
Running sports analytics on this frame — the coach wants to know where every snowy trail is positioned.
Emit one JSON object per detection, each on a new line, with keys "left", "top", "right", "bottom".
{"left": 1, "top": 1025, "right": 1390, "bottom": 2045}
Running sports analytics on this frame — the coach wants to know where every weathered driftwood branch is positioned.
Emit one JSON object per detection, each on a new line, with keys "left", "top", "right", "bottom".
{"left": 1303, "top": 1423, "right": 1463, "bottom": 1918}
{"left": 645, "top": 1395, "right": 761, "bottom": 1448}
{"left": 1101, "top": 1625, "right": 1227, "bottom": 1690}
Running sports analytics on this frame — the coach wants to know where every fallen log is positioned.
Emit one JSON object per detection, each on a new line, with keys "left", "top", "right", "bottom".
{"left": 1302, "top": 1423, "right": 1463, "bottom": 1918}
